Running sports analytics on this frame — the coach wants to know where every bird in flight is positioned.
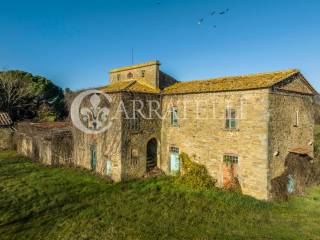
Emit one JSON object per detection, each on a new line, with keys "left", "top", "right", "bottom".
{"left": 197, "top": 8, "right": 230, "bottom": 27}
{"left": 219, "top": 8, "right": 230, "bottom": 15}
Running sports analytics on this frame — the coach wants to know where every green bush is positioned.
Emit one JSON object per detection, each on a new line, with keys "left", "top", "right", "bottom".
{"left": 176, "top": 152, "right": 217, "bottom": 190}
{"left": 315, "top": 104, "right": 320, "bottom": 125}
{"left": 315, "top": 139, "right": 320, "bottom": 158}
{"left": 315, "top": 126, "right": 320, "bottom": 158}
{"left": 36, "top": 104, "right": 57, "bottom": 122}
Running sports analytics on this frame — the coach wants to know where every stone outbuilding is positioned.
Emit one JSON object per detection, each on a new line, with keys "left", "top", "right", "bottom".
{"left": 71, "top": 61, "right": 317, "bottom": 200}
{"left": 14, "top": 122, "right": 73, "bottom": 166}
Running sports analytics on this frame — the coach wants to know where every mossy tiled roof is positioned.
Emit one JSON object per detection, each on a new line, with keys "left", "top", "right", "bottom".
{"left": 99, "top": 69, "right": 312, "bottom": 95}
{"left": 163, "top": 69, "right": 300, "bottom": 94}
{"left": 99, "top": 80, "right": 160, "bottom": 94}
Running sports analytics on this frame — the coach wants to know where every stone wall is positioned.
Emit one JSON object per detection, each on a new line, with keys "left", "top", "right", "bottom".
{"left": 0, "top": 128, "right": 13, "bottom": 150}
{"left": 13, "top": 123, "right": 73, "bottom": 166}
{"left": 161, "top": 90, "right": 270, "bottom": 200}
{"left": 109, "top": 61, "right": 160, "bottom": 88}
{"left": 268, "top": 91, "right": 314, "bottom": 180}
{"left": 121, "top": 92, "right": 161, "bottom": 180}
{"left": 72, "top": 93, "right": 123, "bottom": 181}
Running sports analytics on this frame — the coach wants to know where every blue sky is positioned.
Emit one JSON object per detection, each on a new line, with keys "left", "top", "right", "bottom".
{"left": 0, "top": 0, "right": 319, "bottom": 91}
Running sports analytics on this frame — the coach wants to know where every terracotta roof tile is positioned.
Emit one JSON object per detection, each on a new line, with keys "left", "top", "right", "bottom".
{"left": 289, "top": 147, "right": 311, "bottom": 155}
{"left": 99, "top": 80, "right": 160, "bottom": 94}
{"left": 163, "top": 69, "right": 299, "bottom": 94}
{"left": 0, "top": 112, "right": 13, "bottom": 127}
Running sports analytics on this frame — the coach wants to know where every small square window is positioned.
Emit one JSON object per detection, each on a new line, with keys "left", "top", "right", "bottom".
{"left": 170, "top": 147, "right": 179, "bottom": 153}
{"left": 127, "top": 72, "right": 133, "bottom": 79}
{"left": 223, "top": 155, "right": 238, "bottom": 164}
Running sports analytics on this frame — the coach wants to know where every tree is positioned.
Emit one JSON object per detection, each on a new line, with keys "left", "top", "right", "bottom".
{"left": 0, "top": 70, "right": 67, "bottom": 121}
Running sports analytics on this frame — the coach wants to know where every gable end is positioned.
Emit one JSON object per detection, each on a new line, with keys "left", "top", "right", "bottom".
{"left": 272, "top": 73, "right": 317, "bottom": 95}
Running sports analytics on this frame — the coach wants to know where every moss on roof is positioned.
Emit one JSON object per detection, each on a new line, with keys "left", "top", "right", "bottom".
{"left": 110, "top": 61, "right": 160, "bottom": 73}
{"left": 163, "top": 69, "right": 299, "bottom": 94}
{"left": 99, "top": 80, "right": 160, "bottom": 94}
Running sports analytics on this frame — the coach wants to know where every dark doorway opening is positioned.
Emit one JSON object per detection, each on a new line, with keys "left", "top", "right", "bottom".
{"left": 146, "top": 138, "right": 157, "bottom": 171}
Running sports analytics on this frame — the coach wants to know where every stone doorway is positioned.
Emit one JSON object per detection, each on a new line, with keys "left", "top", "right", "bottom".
{"left": 146, "top": 138, "right": 157, "bottom": 171}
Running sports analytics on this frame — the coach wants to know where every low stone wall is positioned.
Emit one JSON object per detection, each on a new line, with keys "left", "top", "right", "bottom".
{"left": 0, "top": 128, "right": 13, "bottom": 150}
{"left": 13, "top": 122, "right": 73, "bottom": 166}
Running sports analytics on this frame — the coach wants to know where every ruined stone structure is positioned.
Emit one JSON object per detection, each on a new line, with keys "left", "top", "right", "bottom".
{"left": 14, "top": 122, "right": 73, "bottom": 166}
{"left": 0, "top": 112, "right": 14, "bottom": 150}
{"left": 71, "top": 61, "right": 317, "bottom": 200}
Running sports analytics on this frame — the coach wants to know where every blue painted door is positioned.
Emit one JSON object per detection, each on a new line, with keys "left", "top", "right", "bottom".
{"left": 170, "top": 152, "right": 180, "bottom": 173}
{"left": 90, "top": 145, "right": 97, "bottom": 171}
{"left": 287, "top": 174, "right": 294, "bottom": 194}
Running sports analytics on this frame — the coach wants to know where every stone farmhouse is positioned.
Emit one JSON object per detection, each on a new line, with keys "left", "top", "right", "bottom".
{"left": 72, "top": 61, "right": 317, "bottom": 200}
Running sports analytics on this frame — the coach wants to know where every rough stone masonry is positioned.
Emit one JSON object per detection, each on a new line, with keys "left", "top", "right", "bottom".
{"left": 72, "top": 61, "right": 317, "bottom": 200}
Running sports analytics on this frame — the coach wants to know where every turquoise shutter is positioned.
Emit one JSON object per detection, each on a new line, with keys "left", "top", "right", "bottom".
{"left": 90, "top": 145, "right": 97, "bottom": 171}
{"left": 105, "top": 160, "right": 112, "bottom": 176}
{"left": 170, "top": 152, "right": 180, "bottom": 173}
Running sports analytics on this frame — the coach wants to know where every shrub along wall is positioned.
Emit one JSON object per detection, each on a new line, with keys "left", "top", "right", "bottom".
{"left": 271, "top": 152, "right": 320, "bottom": 200}
{"left": 0, "top": 128, "right": 13, "bottom": 151}
{"left": 315, "top": 104, "right": 320, "bottom": 125}
{"left": 177, "top": 152, "right": 217, "bottom": 190}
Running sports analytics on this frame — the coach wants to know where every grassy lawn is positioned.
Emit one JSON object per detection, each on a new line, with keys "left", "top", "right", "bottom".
{"left": 0, "top": 151, "right": 320, "bottom": 240}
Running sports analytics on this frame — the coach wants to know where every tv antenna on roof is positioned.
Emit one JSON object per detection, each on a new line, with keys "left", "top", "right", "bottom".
{"left": 131, "top": 48, "right": 134, "bottom": 65}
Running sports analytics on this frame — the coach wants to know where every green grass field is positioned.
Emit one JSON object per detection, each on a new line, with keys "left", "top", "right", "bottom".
{"left": 0, "top": 151, "right": 320, "bottom": 240}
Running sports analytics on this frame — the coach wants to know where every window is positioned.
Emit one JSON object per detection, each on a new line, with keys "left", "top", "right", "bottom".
{"left": 131, "top": 149, "right": 139, "bottom": 165}
{"left": 104, "top": 160, "right": 112, "bottom": 176}
{"left": 130, "top": 115, "right": 140, "bottom": 131}
{"left": 117, "top": 74, "right": 121, "bottom": 81}
{"left": 225, "top": 108, "right": 237, "bottom": 129}
{"left": 141, "top": 70, "right": 145, "bottom": 77}
{"left": 294, "top": 110, "right": 299, "bottom": 127}
{"left": 170, "top": 107, "right": 178, "bottom": 125}
{"left": 170, "top": 147, "right": 180, "bottom": 173}
{"left": 223, "top": 155, "right": 238, "bottom": 164}
{"left": 90, "top": 144, "right": 97, "bottom": 171}
{"left": 223, "top": 155, "right": 239, "bottom": 187}
{"left": 170, "top": 147, "right": 180, "bottom": 153}
{"left": 127, "top": 72, "right": 133, "bottom": 79}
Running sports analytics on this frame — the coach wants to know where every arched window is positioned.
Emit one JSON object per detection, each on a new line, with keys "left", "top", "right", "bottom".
{"left": 127, "top": 72, "right": 133, "bottom": 79}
